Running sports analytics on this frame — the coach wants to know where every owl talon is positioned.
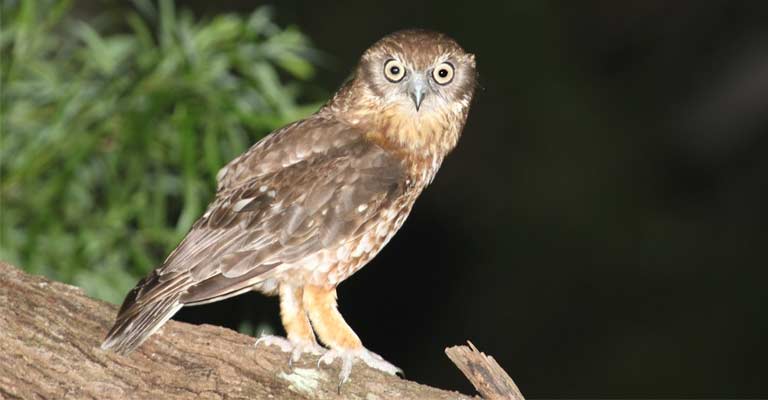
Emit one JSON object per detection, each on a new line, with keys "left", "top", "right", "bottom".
{"left": 318, "top": 347, "right": 402, "bottom": 387}
{"left": 255, "top": 335, "right": 293, "bottom": 353}
{"left": 255, "top": 335, "right": 324, "bottom": 365}
{"left": 289, "top": 341, "right": 325, "bottom": 365}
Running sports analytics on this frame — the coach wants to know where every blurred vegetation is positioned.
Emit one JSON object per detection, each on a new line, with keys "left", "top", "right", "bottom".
{"left": 0, "top": 0, "right": 322, "bottom": 304}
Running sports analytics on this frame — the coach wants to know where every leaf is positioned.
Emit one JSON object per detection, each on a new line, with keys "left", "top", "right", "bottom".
{"left": 1, "top": 1, "right": 320, "bottom": 303}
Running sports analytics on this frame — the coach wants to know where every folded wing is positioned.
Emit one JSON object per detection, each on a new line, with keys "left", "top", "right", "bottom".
{"left": 102, "top": 118, "right": 406, "bottom": 354}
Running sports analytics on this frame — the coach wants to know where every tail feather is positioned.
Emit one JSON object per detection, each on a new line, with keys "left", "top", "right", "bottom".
{"left": 102, "top": 260, "right": 274, "bottom": 354}
{"left": 101, "top": 296, "right": 183, "bottom": 354}
{"left": 101, "top": 271, "right": 187, "bottom": 355}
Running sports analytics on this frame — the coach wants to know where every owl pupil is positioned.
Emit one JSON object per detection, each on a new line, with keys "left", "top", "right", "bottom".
{"left": 390, "top": 66, "right": 400, "bottom": 75}
{"left": 438, "top": 69, "right": 448, "bottom": 77}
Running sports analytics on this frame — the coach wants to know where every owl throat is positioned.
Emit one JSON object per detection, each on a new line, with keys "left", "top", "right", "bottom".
{"left": 345, "top": 101, "right": 465, "bottom": 161}
{"left": 325, "top": 80, "right": 469, "bottom": 177}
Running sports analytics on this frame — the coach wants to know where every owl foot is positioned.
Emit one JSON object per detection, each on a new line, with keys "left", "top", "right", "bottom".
{"left": 255, "top": 335, "right": 324, "bottom": 365}
{"left": 318, "top": 347, "right": 402, "bottom": 389}
{"left": 255, "top": 335, "right": 293, "bottom": 352}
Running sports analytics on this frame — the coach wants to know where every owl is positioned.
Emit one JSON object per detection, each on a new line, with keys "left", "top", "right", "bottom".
{"left": 102, "top": 29, "right": 477, "bottom": 385}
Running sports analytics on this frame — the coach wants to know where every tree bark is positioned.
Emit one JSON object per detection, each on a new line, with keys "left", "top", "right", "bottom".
{"left": 0, "top": 262, "right": 489, "bottom": 399}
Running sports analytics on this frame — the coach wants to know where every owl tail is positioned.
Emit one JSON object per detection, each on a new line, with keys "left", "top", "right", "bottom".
{"left": 101, "top": 272, "right": 185, "bottom": 355}
{"left": 101, "top": 296, "right": 183, "bottom": 355}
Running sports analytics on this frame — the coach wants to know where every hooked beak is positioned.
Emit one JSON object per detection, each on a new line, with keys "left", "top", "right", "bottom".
{"left": 408, "top": 78, "right": 427, "bottom": 111}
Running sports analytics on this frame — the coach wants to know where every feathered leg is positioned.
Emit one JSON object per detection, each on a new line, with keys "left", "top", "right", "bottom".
{"left": 256, "top": 283, "right": 322, "bottom": 362}
{"left": 303, "top": 285, "right": 401, "bottom": 386}
{"left": 280, "top": 284, "right": 316, "bottom": 344}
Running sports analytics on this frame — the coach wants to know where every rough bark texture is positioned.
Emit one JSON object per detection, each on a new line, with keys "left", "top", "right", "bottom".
{"left": 0, "top": 262, "right": 475, "bottom": 400}
{"left": 446, "top": 342, "right": 525, "bottom": 400}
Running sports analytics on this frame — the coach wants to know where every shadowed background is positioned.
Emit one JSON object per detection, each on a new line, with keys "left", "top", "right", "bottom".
{"left": 2, "top": 0, "right": 767, "bottom": 397}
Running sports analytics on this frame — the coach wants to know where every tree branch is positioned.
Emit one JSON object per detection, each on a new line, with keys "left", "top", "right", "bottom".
{"left": 0, "top": 261, "right": 522, "bottom": 399}
{"left": 446, "top": 341, "right": 525, "bottom": 400}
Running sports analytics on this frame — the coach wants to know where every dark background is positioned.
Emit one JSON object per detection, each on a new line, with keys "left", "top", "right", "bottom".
{"left": 96, "top": 1, "right": 768, "bottom": 397}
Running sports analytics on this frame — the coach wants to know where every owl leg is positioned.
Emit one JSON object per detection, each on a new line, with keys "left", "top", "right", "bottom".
{"left": 256, "top": 283, "right": 323, "bottom": 363}
{"left": 303, "top": 284, "right": 401, "bottom": 386}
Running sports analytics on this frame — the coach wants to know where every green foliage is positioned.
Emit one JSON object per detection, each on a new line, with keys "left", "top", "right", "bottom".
{"left": 0, "top": 0, "right": 322, "bottom": 304}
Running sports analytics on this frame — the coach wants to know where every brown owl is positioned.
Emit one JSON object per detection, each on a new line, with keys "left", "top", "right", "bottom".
{"left": 102, "top": 29, "right": 477, "bottom": 384}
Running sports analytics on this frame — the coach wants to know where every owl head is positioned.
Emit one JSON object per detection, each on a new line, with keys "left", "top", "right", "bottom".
{"left": 357, "top": 29, "right": 477, "bottom": 116}
{"left": 326, "top": 30, "right": 477, "bottom": 156}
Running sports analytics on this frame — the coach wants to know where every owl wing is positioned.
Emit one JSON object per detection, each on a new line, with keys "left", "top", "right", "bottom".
{"left": 168, "top": 131, "right": 408, "bottom": 302}
{"left": 102, "top": 116, "right": 407, "bottom": 353}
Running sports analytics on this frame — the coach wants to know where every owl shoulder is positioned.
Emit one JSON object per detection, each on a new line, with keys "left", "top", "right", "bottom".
{"left": 214, "top": 115, "right": 368, "bottom": 192}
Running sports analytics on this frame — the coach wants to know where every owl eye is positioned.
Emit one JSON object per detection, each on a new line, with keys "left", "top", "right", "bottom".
{"left": 383, "top": 59, "right": 406, "bottom": 83}
{"left": 432, "top": 62, "right": 455, "bottom": 85}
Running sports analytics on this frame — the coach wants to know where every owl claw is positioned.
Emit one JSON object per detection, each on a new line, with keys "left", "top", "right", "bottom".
{"left": 318, "top": 347, "right": 402, "bottom": 388}
{"left": 255, "top": 335, "right": 324, "bottom": 365}
{"left": 288, "top": 341, "right": 324, "bottom": 365}
{"left": 255, "top": 335, "right": 292, "bottom": 352}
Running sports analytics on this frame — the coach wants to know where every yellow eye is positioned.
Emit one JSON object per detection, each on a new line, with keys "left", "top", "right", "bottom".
{"left": 432, "top": 62, "right": 455, "bottom": 85}
{"left": 383, "top": 59, "right": 406, "bottom": 82}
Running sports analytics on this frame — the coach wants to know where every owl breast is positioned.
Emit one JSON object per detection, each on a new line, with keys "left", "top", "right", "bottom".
{"left": 284, "top": 189, "right": 416, "bottom": 288}
{"left": 320, "top": 195, "right": 414, "bottom": 285}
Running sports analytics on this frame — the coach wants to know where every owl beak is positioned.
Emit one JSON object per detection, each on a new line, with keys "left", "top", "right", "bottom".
{"left": 408, "top": 79, "right": 427, "bottom": 111}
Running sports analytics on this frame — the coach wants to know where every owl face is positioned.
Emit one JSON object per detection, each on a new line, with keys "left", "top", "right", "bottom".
{"left": 358, "top": 30, "right": 477, "bottom": 117}
{"left": 330, "top": 30, "right": 477, "bottom": 155}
